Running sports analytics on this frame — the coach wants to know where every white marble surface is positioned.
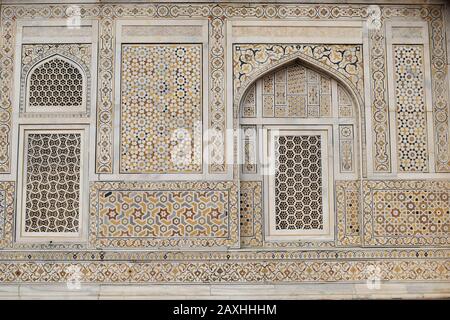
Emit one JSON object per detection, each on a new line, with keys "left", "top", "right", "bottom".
{"left": 0, "top": 282, "right": 448, "bottom": 300}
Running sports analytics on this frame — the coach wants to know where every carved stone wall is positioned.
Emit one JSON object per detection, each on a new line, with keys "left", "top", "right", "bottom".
{"left": 0, "top": 1, "right": 449, "bottom": 291}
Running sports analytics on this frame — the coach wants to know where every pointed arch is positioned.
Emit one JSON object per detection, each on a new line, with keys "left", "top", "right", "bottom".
{"left": 235, "top": 52, "right": 367, "bottom": 177}
{"left": 20, "top": 51, "right": 91, "bottom": 115}
{"left": 235, "top": 52, "right": 363, "bottom": 120}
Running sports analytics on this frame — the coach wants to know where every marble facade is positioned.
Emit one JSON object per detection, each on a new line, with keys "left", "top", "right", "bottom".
{"left": 0, "top": 0, "right": 449, "bottom": 299}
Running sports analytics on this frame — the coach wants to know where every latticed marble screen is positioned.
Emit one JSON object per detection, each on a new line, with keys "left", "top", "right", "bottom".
{"left": 120, "top": 44, "right": 202, "bottom": 174}
{"left": 266, "top": 128, "right": 332, "bottom": 240}
{"left": 18, "top": 129, "right": 85, "bottom": 237}
{"left": 19, "top": 43, "right": 92, "bottom": 116}
{"left": 393, "top": 45, "right": 429, "bottom": 172}
{"left": 28, "top": 57, "right": 84, "bottom": 109}
{"left": 274, "top": 134, "right": 323, "bottom": 230}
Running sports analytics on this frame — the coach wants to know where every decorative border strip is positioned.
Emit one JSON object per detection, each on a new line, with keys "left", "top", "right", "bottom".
{"left": 428, "top": 10, "right": 450, "bottom": 172}
{"left": 0, "top": 248, "right": 448, "bottom": 262}
{"left": 208, "top": 12, "right": 227, "bottom": 173}
{"left": 0, "top": 14, "right": 15, "bottom": 173}
{"left": 1, "top": 259, "right": 448, "bottom": 283}
{"left": 96, "top": 16, "right": 115, "bottom": 173}
{"left": 369, "top": 20, "right": 391, "bottom": 172}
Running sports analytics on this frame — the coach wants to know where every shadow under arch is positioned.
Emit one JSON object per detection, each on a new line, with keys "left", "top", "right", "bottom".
{"left": 234, "top": 51, "right": 367, "bottom": 177}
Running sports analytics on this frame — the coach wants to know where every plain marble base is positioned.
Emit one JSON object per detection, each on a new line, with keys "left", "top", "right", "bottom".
{"left": 0, "top": 282, "right": 448, "bottom": 300}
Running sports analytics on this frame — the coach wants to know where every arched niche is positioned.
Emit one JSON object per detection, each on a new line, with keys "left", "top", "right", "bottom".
{"left": 237, "top": 58, "right": 364, "bottom": 242}
{"left": 236, "top": 54, "right": 366, "bottom": 179}
{"left": 22, "top": 53, "right": 90, "bottom": 115}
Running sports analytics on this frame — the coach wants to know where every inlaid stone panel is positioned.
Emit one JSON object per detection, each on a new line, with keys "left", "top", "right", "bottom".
{"left": 241, "top": 84, "right": 256, "bottom": 118}
{"left": 120, "top": 44, "right": 202, "bottom": 174}
{"left": 0, "top": 182, "right": 14, "bottom": 248}
{"left": 336, "top": 180, "right": 361, "bottom": 246}
{"left": 239, "top": 181, "right": 263, "bottom": 247}
{"left": 363, "top": 180, "right": 450, "bottom": 246}
{"left": 241, "top": 125, "right": 257, "bottom": 174}
{"left": 90, "top": 181, "right": 239, "bottom": 249}
{"left": 98, "top": 190, "right": 228, "bottom": 238}
{"left": 393, "top": 45, "right": 429, "bottom": 172}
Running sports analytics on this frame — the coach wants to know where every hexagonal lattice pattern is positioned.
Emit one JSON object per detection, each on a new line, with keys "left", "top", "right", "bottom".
{"left": 275, "top": 135, "right": 323, "bottom": 230}
{"left": 28, "top": 57, "right": 83, "bottom": 107}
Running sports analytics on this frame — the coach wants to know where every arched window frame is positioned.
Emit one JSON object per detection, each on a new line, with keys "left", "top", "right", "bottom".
{"left": 22, "top": 53, "right": 89, "bottom": 115}
{"left": 238, "top": 60, "right": 362, "bottom": 242}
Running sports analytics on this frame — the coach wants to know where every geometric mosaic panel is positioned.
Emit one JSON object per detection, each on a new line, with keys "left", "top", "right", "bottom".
{"left": 24, "top": 133, "right": 82, "bottom": 233}
{"left": 336, "top": 180, "right": 361, "bottom": 246}
{"left": 275, "top": 134, "right": 323, "bottom": 231}
{"left": 90, "top": 181, "right": 239, "bottom": 249}
{"left": 0, "top": 182, "right": 14, "bottom": 248}
{"left": 120, "top": 44, "right": 202, "bottom": 173}
{"left": 239, "top": 181, "right": 263, "bottom": 247}
{"left": 363, "top": 180, "right": 450, "bottom": 246}
{"left": 393, "top": 45, "right": 429, "bottom": 172}
{"left": 98, "top": 190, "right": 228, "bottom": 238}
